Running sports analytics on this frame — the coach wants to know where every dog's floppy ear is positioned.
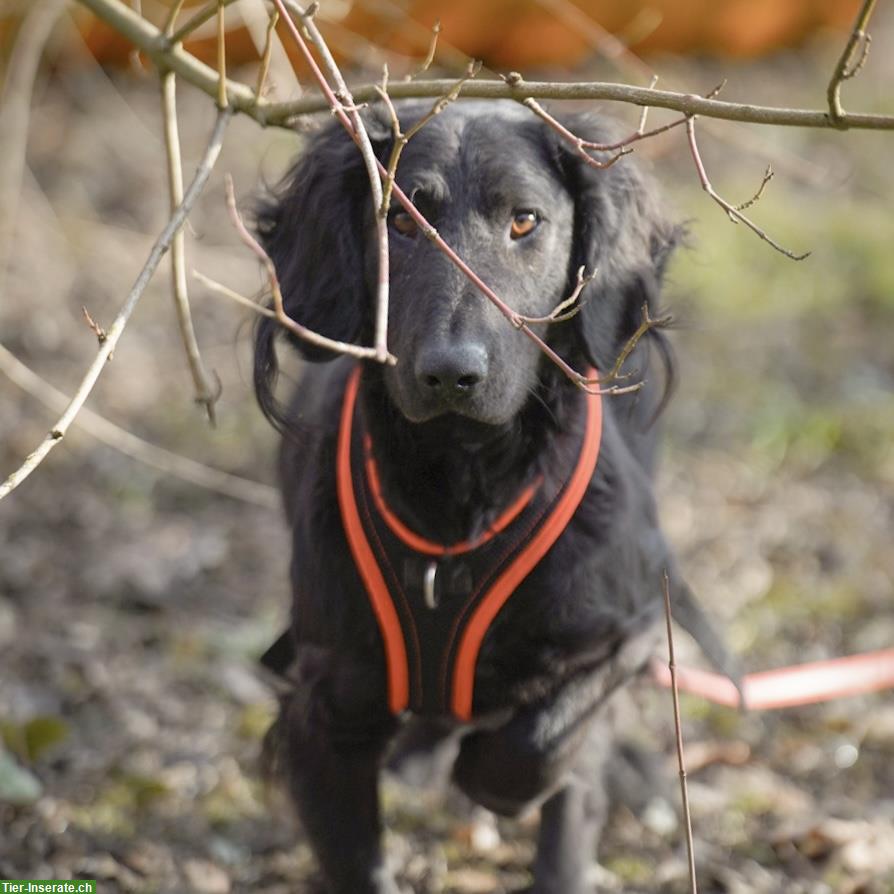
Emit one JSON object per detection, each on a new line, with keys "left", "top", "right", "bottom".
{"left": 557, "top": 114, "right": 681, "bottom": 376}
{"left": 253, "top": 115, "right": 389, "bottom": 428}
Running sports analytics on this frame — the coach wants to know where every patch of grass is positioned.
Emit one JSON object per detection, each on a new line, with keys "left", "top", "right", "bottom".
{"left": 0, "top": 714, "right": 70, "bottom": 763}
{"left": 602, "top": 852, "right": 654, "bottom": 884}
{"left": 670, "top": 188, "right": 894, "bottom": 322}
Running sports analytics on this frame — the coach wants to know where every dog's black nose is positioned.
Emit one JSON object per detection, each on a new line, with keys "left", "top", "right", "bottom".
{"left": 416, "top": 344, "right": 488, "bottom": 397}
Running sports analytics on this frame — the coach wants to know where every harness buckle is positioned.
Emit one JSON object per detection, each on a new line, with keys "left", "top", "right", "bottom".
{"left": 423, "top": 560, "right": 439, "bottom": 609}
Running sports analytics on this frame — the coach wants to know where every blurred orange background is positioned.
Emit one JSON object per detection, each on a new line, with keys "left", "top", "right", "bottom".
{"left": 1, "top": 0, "right": 867, "bottom": 76}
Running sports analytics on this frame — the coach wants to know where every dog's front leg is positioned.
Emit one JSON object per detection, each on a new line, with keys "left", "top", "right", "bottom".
{"left": 279, "top": 657, "right": 398, "bottom": 894}
{"left": 530, "top": 780, "right": 609, "bottom": 894}
{"left": 453, "top": 667, "right": 627, "bottom": 894}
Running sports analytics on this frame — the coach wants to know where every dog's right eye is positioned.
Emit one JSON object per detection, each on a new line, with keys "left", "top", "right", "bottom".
{"left": 390, "top": 210, "right": 418, "bottom": 239}
{"left": 510, "top": 210, "right": 540, "bottom": 240}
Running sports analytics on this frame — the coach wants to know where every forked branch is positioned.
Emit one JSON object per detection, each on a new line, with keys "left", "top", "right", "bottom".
{"left": 686, "top": 116, "right": 809, "bottom": 261}
{"left": 376, "top": 59, "right": 481, "bottom": 215}
{"left": 512, "top": 266, "right": 597, "bottom": 326}
{"left": 827, "top": 0, "right": 878, "bottom": 127}
{"left": 223, "top": 176, "right": 396, "bottom": 365}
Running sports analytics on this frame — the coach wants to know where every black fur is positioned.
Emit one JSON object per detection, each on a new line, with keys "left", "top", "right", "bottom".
{"left": 254, "top": 101, "right": 738, "bottom": 894}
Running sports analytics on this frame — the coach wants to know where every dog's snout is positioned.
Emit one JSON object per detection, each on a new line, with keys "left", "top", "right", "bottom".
{"left": 416, "top": 344, "right": 489, "bottom": 397}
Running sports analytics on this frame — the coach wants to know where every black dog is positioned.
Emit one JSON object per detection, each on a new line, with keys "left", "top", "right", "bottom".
{"left": 254, "top": 100, "right": 737, "bottom": 894}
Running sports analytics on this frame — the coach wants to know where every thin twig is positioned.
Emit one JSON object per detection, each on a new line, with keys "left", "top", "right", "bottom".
{"left": 0, "top": 343, "right": 278, "bottom": 508}
{"left": 511, "top": 266, "right": 596, "bottom": 325}
{"left": 216, "top": 0, "right": 228, "bottom": 109}
{"left": 127, "top": 0, "right": 143, "bottom": 71}
{"left": 532, "top": 0, "right": 655, "bottom": 82}
{"left": 193, "top": 269, "right": 271, "bottom": 315}
{"left": 242, "top": 0, "right": 301, "bottom": 104}
{"left": 662, "top": 570, "right": 698, "bottom": 894}
{"left": 0, "top": 0, "right": 66, "bottom": 305}
{"left": 255, "top": 8, "right": 279, "bottom": 99}
{"left": 82, "top": 306, "right": 108, "bottom": 345}
{"left": 0, "top": 109, "right": 231, "bottom": 502}
{"left": 595, "top": 303, "right": 672, "bottom": 386}
{"left": 161, "top": 70, "right": 220, "bottom": 423}
{"left": 520, "top": 73, "right": 721, "bottom": 166}
{"left": 223, "top": 175, "right": 396, "bottom": 365}
{"left": 827, "top": 0, "right": 878, "bottom": 127}
{"left": 734, "top": 165, "right": 773, "bottom": 212}
{"left": 162, "top": 0, "right": 187, "bottom": 34}
{"left": 168, "top": 0, "right": 239, "bottom": 46}
{"left": 523, "top": 93, "right": 690, "bottom": 169}
{"left": 412, "top": 19, "right": 441, "bottom": 78}
{"left": 703, "top": 79, "right": 727, "bottom": 101}
{"left": 686, "top": 116, "right": 809, "bottom": 261}
{"left": 635, "top": 74, "right": 660, "bottom": 135}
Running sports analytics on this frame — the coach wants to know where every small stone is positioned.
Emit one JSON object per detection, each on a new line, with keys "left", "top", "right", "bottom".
{"left": 182, "top": 858, "right": 231, "bottom": 894}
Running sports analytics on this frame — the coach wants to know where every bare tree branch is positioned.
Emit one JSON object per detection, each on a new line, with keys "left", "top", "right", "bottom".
{"left": 0, "top": 108, "right": 231, "bottom": 502}
{"left": 285, "top": 78, "right": 894, "bottom": 131}
{"left": 67, "top": 0, "right": 894, "bottom": 132}
{"left": 528, "top": 0, "right": 839, "bottom": 189}
{"left": 0, "top": 343, "right": 279, "bottom": 508}
{"left": 827, "top": 0, "right": 878, "bottom": 127}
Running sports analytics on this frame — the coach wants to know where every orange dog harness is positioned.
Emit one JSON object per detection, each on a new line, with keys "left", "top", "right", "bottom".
{"left": 260, "top": 367, "right": 894, "bottom": 716}
{"left": 336, "top": 366, "right": 603, "bottom": 720}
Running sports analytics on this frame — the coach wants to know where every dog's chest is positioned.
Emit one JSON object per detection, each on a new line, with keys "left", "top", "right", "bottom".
{"left": 338, "top": 365, "right": 603, "bottom": 721}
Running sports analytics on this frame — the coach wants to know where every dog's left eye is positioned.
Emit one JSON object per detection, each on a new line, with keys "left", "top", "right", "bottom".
{"left": 510, "top": 211, "right": 540, "bottom": 239}
{"left": 390, "top": 210, "right": 418, "bottom": 239}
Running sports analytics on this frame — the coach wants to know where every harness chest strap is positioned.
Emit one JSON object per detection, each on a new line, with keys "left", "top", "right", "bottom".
{"left": 336, "top": 366, "right": 603, "bottom": 721}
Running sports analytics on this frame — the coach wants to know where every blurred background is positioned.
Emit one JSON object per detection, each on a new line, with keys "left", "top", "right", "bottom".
{"left": 1, "top": 1, "right": 893, "bottom": 891}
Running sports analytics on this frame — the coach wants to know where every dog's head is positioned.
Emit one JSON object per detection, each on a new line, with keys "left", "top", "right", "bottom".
{"left": 255, "top": 101, "right": 678, "bottom": 428}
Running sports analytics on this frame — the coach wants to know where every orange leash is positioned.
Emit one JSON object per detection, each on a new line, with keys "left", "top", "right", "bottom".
{"left": 651, "top": 648, "right": 894, "bottom": 710}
